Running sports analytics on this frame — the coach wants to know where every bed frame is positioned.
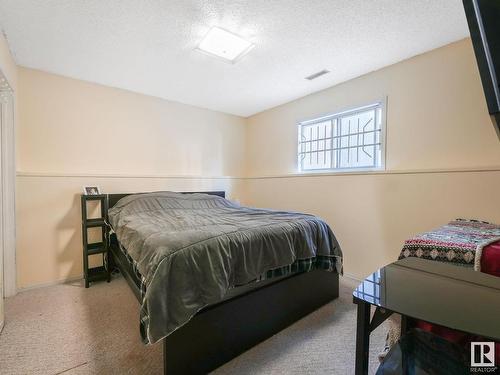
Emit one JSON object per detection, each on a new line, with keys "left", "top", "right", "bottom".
{"left": 106, "top": 191, "right": 339, "bottom": 374}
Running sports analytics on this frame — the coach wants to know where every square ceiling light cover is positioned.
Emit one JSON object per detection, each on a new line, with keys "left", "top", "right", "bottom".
{"left": 197, "top": 27, "right": 254, "bottom": 63}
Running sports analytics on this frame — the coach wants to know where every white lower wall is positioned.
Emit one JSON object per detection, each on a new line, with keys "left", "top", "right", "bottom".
{"left": 16, "top": 174, "right": 245, "bottom": 289}
{"left": 240, "top": 169, "right": 500, "bottom": 280}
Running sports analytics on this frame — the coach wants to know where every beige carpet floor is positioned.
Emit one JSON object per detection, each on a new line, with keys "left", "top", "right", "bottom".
{"left": 0, "top": 276, "right": 387, "bottom": 374}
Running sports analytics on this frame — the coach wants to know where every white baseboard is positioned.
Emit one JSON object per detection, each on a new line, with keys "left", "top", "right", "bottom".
{"left": 340, "top": 272, "right": 362, "bottom": 290}
{"left": 16, "top": 275, "right": 83, "bottom": 293}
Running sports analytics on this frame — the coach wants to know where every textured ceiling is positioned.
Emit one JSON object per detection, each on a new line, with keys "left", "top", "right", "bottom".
{"left": 0, "top": 0, "right": 469, "bottom": 117}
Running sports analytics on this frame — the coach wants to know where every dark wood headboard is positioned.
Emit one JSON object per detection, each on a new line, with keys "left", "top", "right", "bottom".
{"left": 107, "top": 191, "right": 226, "bottom": 209}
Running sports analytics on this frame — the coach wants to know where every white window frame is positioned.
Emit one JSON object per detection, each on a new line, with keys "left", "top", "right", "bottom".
{"left": 297, "top": 99, "right": 387, "bottom": 173}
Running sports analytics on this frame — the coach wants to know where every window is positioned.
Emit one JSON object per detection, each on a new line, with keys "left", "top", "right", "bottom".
{"left": 297, "top": 102, "right": 385, "bottom": 172}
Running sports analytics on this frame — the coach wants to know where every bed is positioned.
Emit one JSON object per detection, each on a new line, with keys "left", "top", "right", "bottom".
{"left": 105, "top": 191, "right": 343, "bottom": 374}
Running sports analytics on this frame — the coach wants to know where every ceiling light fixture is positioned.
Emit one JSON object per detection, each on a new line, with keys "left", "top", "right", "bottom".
{"left": 197, "top": 27, "right": 254, "bottom": 63}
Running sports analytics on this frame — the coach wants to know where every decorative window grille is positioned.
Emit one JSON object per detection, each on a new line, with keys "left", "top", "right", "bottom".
{"left": 353, "top": 269, "right": 382, "bottom": 305}
{"left": 298, "top": 102, "right": 385, "bottom": 172}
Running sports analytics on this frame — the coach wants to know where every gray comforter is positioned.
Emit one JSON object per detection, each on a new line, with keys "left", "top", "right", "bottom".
{"left": 108, "top": 192, "right": 343, "bottom": 344}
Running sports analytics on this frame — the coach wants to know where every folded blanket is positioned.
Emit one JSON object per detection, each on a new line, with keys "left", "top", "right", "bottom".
{"left": 398, "top": 219, "right": 500, "bottom": 271}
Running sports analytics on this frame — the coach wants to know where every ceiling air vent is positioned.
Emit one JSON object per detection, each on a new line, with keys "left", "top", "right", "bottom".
{"left": 305, "top": 69, "right": 330, "bottom": 81}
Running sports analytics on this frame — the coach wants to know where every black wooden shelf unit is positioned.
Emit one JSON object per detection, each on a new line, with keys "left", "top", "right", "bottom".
{"left": 81, "top": 194, "right": 110, "bottom": 288}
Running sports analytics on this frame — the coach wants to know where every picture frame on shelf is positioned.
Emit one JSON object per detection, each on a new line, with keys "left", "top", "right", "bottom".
{"left": 83, "top": 186, "right": 101, "bottom": 195}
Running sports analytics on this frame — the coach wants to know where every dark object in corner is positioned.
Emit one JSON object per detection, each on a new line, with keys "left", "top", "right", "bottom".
{"left": 463, "top": 0, "right": 500, "bottom": 136}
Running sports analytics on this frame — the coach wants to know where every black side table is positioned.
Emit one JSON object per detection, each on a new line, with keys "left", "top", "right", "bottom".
{"left": 81, "top": 194, "right": 110, "bottom": 287}
{"left": 353, "top": 258, "right": 500, "bottom": 375}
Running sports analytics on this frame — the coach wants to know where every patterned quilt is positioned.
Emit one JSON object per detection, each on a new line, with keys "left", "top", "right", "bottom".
{"left": 398, "top": 219, "right": 500, "bottom": 271}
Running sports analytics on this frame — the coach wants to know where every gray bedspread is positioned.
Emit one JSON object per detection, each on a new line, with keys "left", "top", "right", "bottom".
{"left": 108, "top": 192, "right": 343, "bottom": 344}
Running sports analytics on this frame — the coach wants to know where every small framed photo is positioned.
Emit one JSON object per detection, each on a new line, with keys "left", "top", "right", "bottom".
{"left": 83, "top": 186, "right": 101, "bottom": 195}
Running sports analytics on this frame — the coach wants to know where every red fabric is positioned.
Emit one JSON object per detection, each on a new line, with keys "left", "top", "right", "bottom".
{"left": 416, "top": 240, "right": 500, "bottom": 364}
{"left": 481, "top": 241, "right": 500, "bottom": 277}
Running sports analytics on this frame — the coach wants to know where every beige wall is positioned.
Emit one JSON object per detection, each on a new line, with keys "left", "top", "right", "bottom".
{"left": 246, "top": 39, "right": 500, "bottom": 176}
{"left": 16, "top": 68, "right": 246, "bottom": 288}
{"left": 15, "top": 38, "right": 500, "bottom": 288}
{"left": 243, "top": 38, "right": 500, "bottom": 280}
{"left": 18, "top": 68, "right": 245, "bottom": 176}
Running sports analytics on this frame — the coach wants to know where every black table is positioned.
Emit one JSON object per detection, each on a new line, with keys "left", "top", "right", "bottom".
{"left": 353, "top": 258, "right": 500, "bottom": 375}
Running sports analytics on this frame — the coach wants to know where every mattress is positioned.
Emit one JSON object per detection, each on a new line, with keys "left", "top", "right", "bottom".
{"left": 108, "top": 191, "right": 343, "bottom": 344}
